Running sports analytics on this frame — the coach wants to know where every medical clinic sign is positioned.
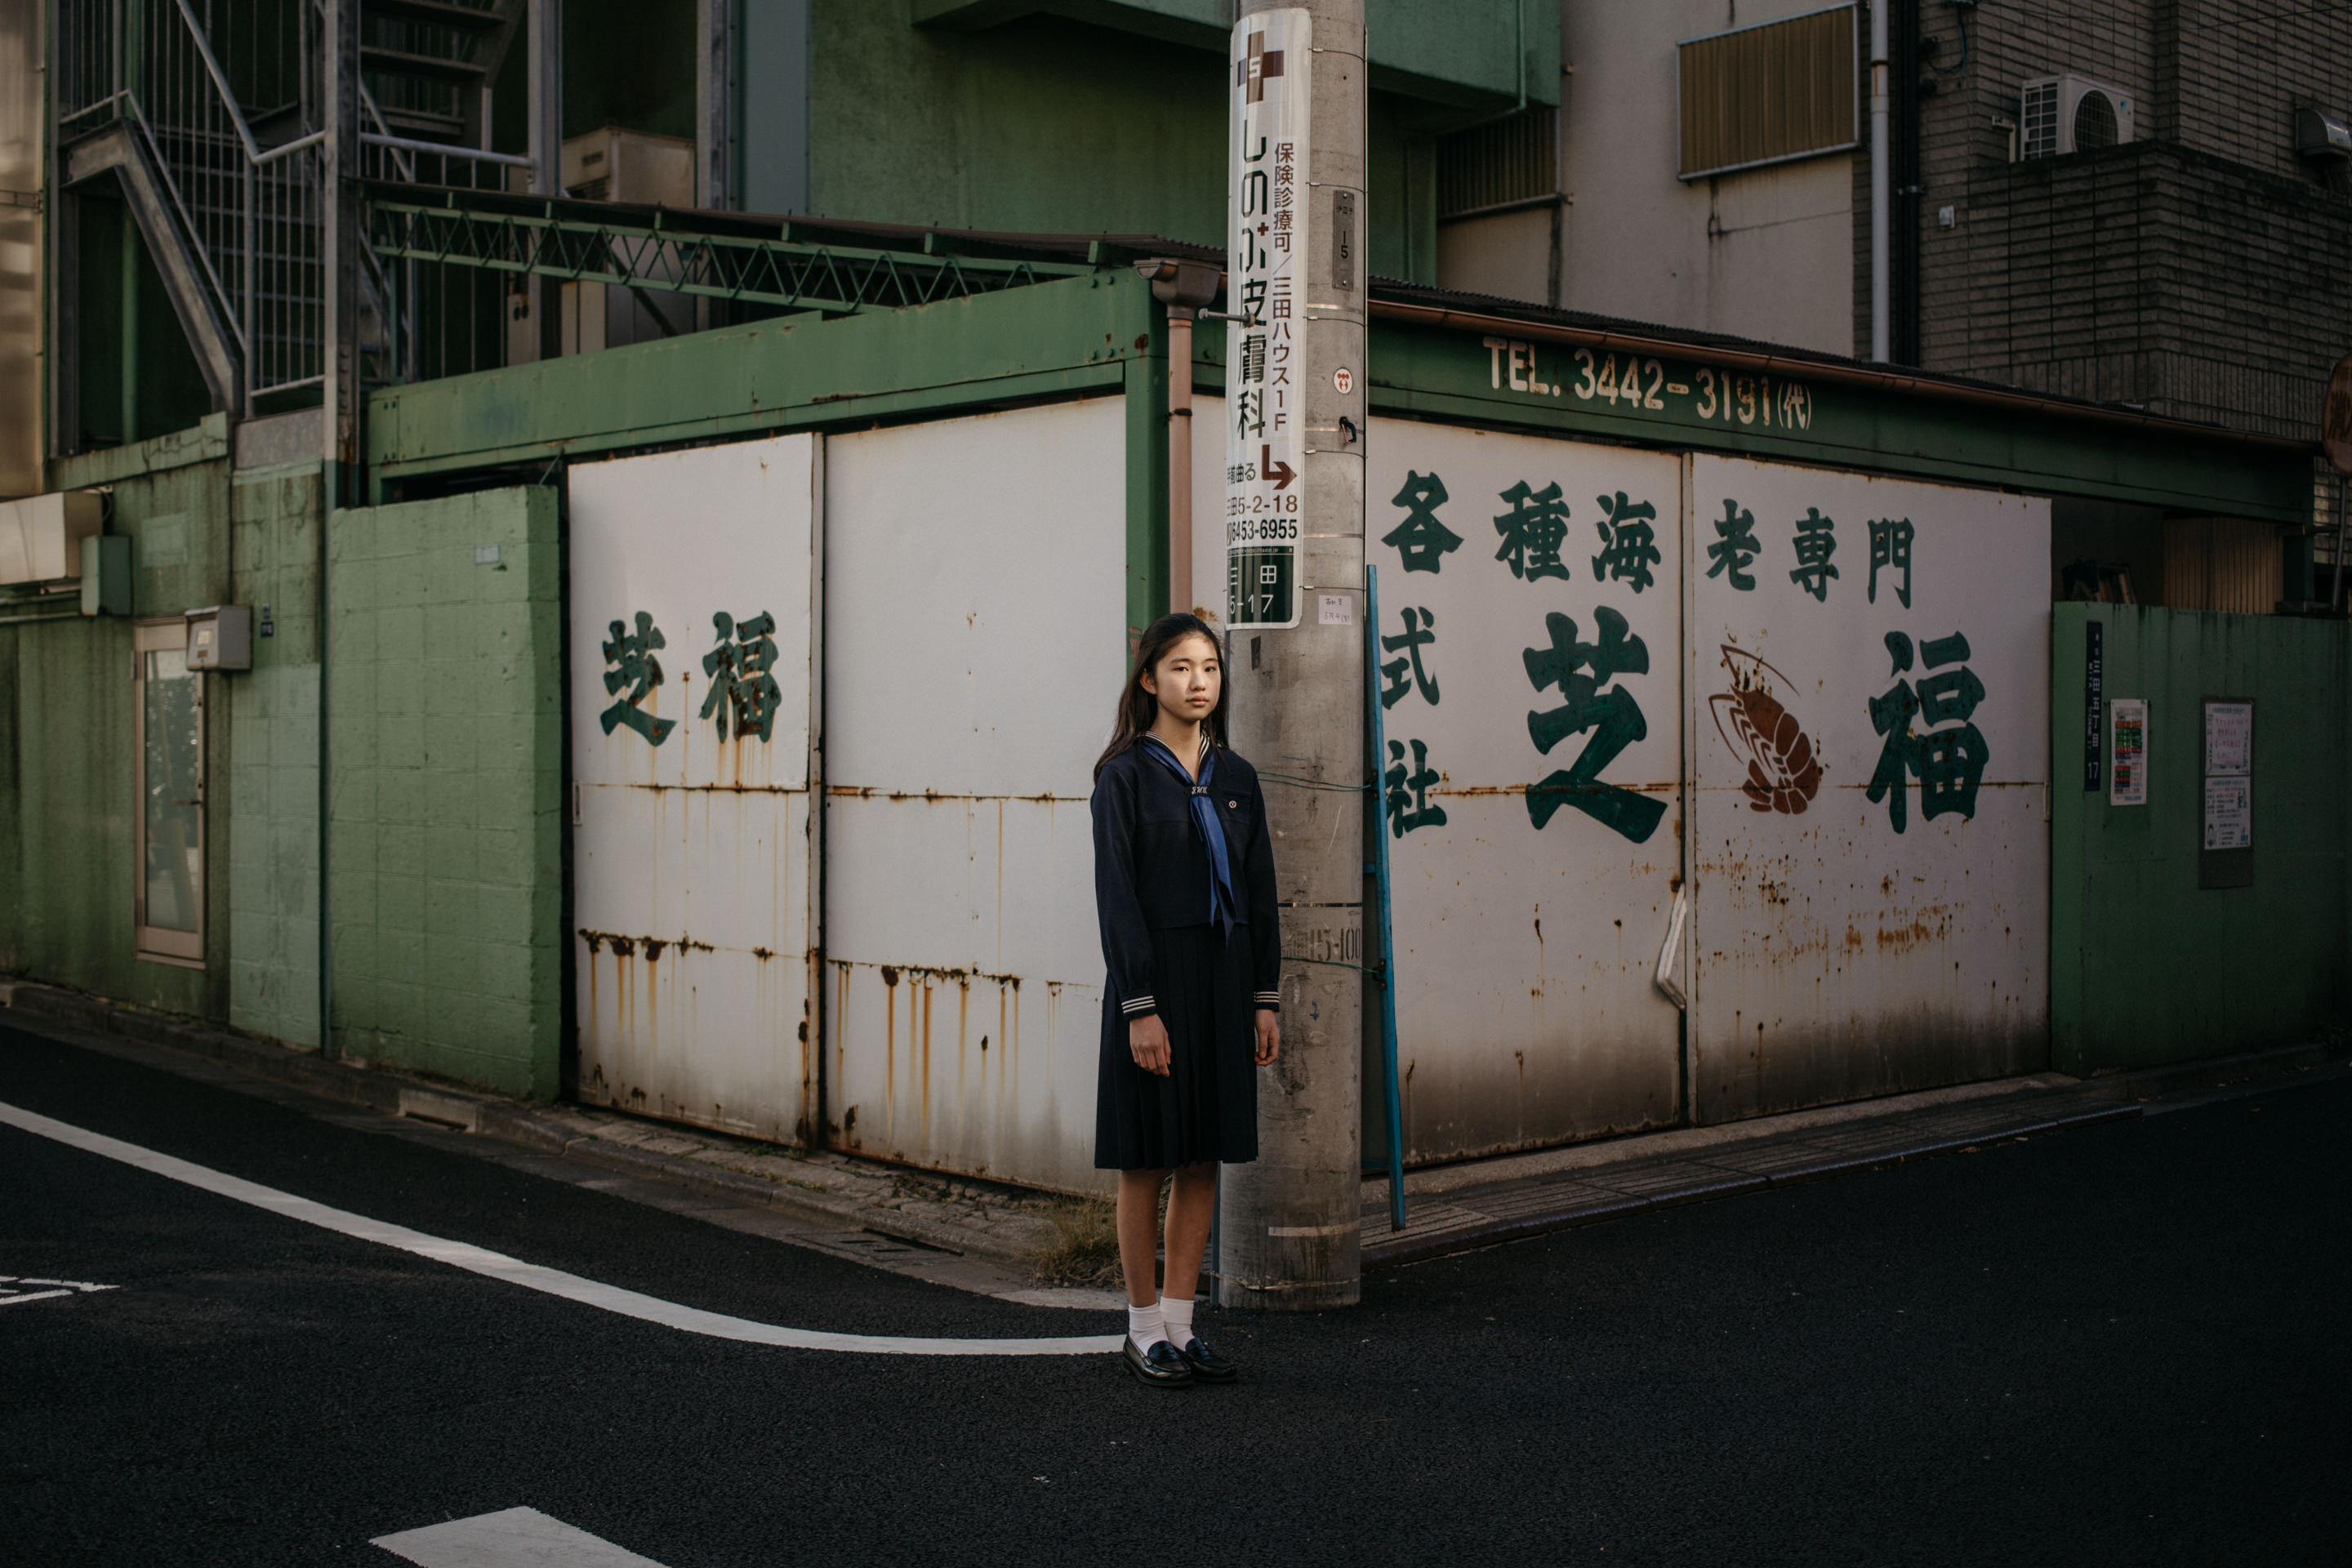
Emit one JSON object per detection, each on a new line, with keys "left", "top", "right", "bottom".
{"left": 1225, "top": 9, "right": 1310, "bottom": 630}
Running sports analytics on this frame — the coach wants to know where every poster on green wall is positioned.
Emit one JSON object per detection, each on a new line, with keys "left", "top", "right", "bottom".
{"left": 2109, "top": 697, "right": 2147, "bottom": 807}
{"left": 2199, "top": 697, "right": 2255, "bottom": 889}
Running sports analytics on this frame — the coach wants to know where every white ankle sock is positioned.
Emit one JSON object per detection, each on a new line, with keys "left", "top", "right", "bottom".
{"left": 1159, "top": 1293, "right": 1196, "bottom": 1347}
{"left": 1126, "top": 1302, "right": 1165, "bottom": 1354}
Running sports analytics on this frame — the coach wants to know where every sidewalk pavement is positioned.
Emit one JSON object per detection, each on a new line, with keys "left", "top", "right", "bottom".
{"left": 1358, "top": 1041, "right": 2342, "bottom": 1267}
{"left": 5, "top": 979, "right": 2338, "bottom": 1292}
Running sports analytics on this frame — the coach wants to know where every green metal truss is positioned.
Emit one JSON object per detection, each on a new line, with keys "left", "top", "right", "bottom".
{"left": 366, "top": 192, "right": 1100, "bottom": 316}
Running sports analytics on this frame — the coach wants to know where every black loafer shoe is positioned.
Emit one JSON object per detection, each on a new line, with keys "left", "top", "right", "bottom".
{"left": 1123, "top": 1338, "right": 1193, "bottom": 1387}
{"left": 1176, "top": 1336, "right": 1238, "bottom": 1383}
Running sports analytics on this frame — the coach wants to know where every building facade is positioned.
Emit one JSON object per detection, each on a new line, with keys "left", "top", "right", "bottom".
{"left": 0, "top": 0, "right": 2343, "bottom": 1208}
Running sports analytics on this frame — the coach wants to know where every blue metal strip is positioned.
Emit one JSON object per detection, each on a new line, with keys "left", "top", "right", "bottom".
{"left": 1367, "top": 564, "right": 1407, "bottom": 1231}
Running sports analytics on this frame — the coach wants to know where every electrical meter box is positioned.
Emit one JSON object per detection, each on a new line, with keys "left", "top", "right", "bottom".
{"left": 185, "top": 605, "right": 253, "bottom": 670}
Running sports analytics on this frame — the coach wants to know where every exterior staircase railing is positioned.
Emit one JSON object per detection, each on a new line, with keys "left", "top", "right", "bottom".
{"left": 54, "top": 0, "right": 526, "bottom": 411}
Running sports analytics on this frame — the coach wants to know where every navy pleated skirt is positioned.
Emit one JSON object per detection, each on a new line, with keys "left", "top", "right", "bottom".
{"left": 1094, "top": 923, "right": 1260, "bottom": 1170}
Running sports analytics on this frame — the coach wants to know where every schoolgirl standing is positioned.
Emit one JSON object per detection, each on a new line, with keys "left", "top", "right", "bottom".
{"left": 1091, "top": 612, "right": 1282, "bottom": 1388}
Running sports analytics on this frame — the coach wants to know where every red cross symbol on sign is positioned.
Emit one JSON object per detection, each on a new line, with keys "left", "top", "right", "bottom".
{"left": 1236, "top": 30, "right": 1285, "bottom": 103}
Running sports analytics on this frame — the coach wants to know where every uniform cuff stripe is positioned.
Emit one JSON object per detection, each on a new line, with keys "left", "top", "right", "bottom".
{"left": 1120, "top": 996, "right": 1156, "bottom": 1015}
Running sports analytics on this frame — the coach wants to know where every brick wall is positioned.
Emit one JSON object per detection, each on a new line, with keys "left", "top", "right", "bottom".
{"left": 1925, "top": 140, "right": 2351, "bottom": 441}
{"left": 327, "top": 485, "right": 563, "bottom": 1099}
{"left": 2158, "top": 0, "right": 2352, "bottom": 178}
{"left": 1853, "top": 0, "right": 2352, "bottom": 443}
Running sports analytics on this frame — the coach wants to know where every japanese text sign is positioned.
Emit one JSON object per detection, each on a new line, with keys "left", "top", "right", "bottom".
{"left": 1225, "top": 7, "right": 1309, "bottom": 630}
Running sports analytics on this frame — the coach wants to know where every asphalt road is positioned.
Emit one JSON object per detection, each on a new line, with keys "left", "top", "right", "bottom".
{"left": 4, "top": 1019, "right": 2346, "bottom": 1566}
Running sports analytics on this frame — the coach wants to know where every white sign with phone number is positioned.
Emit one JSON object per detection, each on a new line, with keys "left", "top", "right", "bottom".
{"left": 1224, "top": 7, "right": 1310, "bottom": 630}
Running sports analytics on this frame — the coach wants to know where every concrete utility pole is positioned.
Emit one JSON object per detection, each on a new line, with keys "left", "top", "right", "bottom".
{"left": 1217, "top": 0, "right": 1365, "bottom": 1312}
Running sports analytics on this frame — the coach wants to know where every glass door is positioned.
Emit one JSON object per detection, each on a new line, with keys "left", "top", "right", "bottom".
{"left": 134, "top": 620, "right": 205, "bottom": 964}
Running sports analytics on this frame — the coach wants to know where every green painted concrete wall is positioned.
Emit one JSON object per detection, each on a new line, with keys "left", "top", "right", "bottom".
{"left": 808, "top": 3, "right": 1442, "bottom": 282}
{"left": 72, "top": 195, "right": 218, "bottom": 450}
{"left": 227, "top": 461, "right": 324, "bottom": 1049}
{"left": 2050, "top": 604, "right": 2352, "bottom": 1075}
{"left": 326, "top": 487, "right": 564, "bottom": 1099}
{"left": 0, "top": 442, "right": 233, "bottom": 1018}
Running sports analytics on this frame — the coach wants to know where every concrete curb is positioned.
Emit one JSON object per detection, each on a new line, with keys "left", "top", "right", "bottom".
{"left": 1358, "top": 1038, "right": 2341, "bottom": 1270}
{"left": 0, "top": 982, "right": 1036, "bottom": 1267}
{"left": 1360, "top": 1102, "right": 2144, "bottom": 1272}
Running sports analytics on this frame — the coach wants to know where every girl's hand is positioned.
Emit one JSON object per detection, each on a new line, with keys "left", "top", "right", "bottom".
{"left": 1254, "top": 1009, "right": 1281, "bottom": 1067}
{"left": 1129, "top": 1014, "right": 1171, "bottom": 1076}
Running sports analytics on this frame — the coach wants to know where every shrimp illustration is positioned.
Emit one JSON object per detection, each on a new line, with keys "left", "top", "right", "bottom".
{"left": 1708, "top": 647, "right": 1822, "bottom": 815}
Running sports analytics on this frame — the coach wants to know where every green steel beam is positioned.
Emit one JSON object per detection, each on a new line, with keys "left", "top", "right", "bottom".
{"left": 368, "top": 270, "right": 1147, "bottom": 478}
{"left": 367, "top": 194, "right": 1096, "bottom": 317}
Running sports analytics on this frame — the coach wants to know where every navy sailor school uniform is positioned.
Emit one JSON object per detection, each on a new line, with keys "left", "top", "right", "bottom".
{"left": 1090, "top": 740, "right": 1282, "bottom": 1171}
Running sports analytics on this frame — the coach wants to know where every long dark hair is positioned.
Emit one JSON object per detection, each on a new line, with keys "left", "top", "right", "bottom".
{"left": 1094, "top": 612, "right": 1229, "bottom": 778}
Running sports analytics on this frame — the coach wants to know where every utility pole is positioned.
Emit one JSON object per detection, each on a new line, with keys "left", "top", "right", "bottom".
{"left": 1217, "top": 0, "right": 1365, "bottom": 1312}
{"left": 319, "top": 0, "right": 360, "bottom": 1065}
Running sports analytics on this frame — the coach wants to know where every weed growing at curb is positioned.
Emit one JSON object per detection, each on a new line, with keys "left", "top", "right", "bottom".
{"left": 1029, "top": 1196, "right": 1123, "bottom": 1287}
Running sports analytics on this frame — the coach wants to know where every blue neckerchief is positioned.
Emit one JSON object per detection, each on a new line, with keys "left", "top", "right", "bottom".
{"left": 1140, "top": 735, "right": 1239, "bottom": 941}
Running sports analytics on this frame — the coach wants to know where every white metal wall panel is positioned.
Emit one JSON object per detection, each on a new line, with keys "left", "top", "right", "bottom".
{"left": 568, "top": 434, "right": 818, "bottom": 1140}
{"left": 1684, "top": 455, "right": 2050, "bottom": 1120}
{"left": 1360, "top": 420, "right": 1688, "bottom": 1162}
{"left": 824, "top": 398, "right": 1125, "bottom": 1192}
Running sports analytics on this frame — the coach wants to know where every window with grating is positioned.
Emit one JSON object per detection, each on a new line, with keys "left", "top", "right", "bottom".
{"left": 1437, "top": 108, "right": 1557, "bottom": 220}
{"left": 1677, "top": 5, "right": 1857, "bottom": 180}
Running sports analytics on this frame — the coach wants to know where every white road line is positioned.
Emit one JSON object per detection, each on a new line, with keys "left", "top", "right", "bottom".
{"left": 0, "top": 1289, "right": 76, "bottom": 1307}
{"left": 0, "top": 1098, "right": 1119, "bottom": 1357}
{"left": 372, "top": 1506, "right": 668, "bottom": 1566}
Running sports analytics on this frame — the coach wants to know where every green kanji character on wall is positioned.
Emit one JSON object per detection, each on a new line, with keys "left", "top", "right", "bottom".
{"left": 1379, "top": 605, "right": 1440, "bottom": 710}
{"left": 1519, "top": 607, "right": 1666, "bottom": 844}
{"left": 1493, "top": 480, "right": 1573, "bottom": 581}
{"left": 1865, "top": 630, "right": 1990, "bottom": 833}
{"left": 1865, "top": 631, "right": 1922, "bottom": 835}
{"left": 1706, "top": 498, "right": 1762, "bottom": 590}
{"left": 1383, "top": 470, "right": 1463, "bottom": 573}
{"left": 1384, "top": 737, "right": 1449, "bottom": 838}
{"left": 1590, "top": 491, "right": 1662, "bottom": 593}
{"left": 599, "top": 611, "right": 676, "bottom": 746}
{"left": 1914, "top": 631, "right": 1989, "bottom": 822}
{"left": 1869, "top": 516, "right": 1915, "bottom": 608}
{"left": 701, "top": 610, "right": 783, "bottom": 742}
{"left": 1788, "top": 507, "right": 1839, "bottom": 601}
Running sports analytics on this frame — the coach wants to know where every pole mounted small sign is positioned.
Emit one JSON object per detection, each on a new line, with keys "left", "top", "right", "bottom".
{"left": 1225, "top": 7, "right": 1312, "bottom": 630}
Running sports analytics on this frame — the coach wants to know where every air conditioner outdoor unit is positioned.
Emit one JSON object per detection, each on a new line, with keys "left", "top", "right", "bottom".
{"left": 2020, "top": 74, "right": 2136, "bottom": 158}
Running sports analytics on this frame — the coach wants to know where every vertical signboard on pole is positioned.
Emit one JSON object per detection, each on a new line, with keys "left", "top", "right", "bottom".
{"left": 1224, "top": 9, "right": 1311, "bottom": 630}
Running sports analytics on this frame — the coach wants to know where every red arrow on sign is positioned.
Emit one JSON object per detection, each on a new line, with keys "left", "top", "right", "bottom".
{"left": 1261, "top": 443, "right": 1296, "bottom": 491}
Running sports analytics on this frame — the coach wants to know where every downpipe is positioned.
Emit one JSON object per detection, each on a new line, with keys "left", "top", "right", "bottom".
{"left": 1869, "top": 0, "right": 1891, "bottom": 363}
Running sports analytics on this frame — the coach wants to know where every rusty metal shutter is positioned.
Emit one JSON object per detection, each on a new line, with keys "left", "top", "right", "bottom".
{"left": 2164, "top": 518, "right": 2282, "bottom": 614}
{"left": 1677, "top": 5, "right": 1859, "bottom": 180}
